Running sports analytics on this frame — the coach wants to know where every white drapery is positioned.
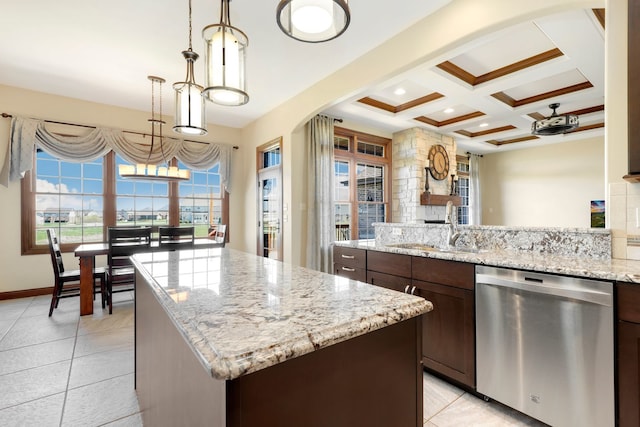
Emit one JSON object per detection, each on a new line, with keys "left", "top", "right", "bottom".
{"left": 1, "top": 116, "right": 234, "bottom": 191}
{"left": 469, "top": 154, "right": 482, "bottom": 225}
{"left": 306, "top": 115, "right": 336, "bottom": 273}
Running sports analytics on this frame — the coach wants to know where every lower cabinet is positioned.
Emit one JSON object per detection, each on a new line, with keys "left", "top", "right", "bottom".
{"left": 413, "top": 257, "right": 476, "bottom": 389}
{"left": 332, "top": 246, "right": 476, "bottom": 389}
{"left": 333, "top": 246, "right": 366, "bottom": 282}
{"left": 617, "top": 282, "right": 640, "bottom": 427}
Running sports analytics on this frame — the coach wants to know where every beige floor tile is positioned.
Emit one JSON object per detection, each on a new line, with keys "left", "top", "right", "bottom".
{"left": 0, "top": 311, "right": 78, "bottom": 350}
{"left": 74, "top": 327, "right": 134, "bottom": 358}
{"left": 102, "top": 412, "right": 144, "bottom": 426}
{"left": 62, "top": 373, "right": 140, "bottom": 427}
{"left": 430, "top": 393, "right": 548, "bottom": 427}
{"left": 423, "top": 372, "right": 465, "bottom": 421}
{"left": 0, "top": 298, "right": 32, "bottom": 321}
{"left": 68, "top": 348, "right": 134, "bottom": 389}
{"left": 0, "top": 392, "right": 65, "bottom": 427}
{"left": 0, "top": 337, "right": 75, "bottom": 376}
{"left": 0, "top": 319, "right": 15, "bottom": 342}
{"left": 0, "top": 360, "right": 71, "bottom": 410}
{"left": 21, "top": 294, "right": 80, "bottom": 318}
{"left": 77, "top": 299, "right": 134, "bottom": 336}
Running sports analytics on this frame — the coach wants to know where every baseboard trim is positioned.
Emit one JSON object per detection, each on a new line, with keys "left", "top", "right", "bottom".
{"left": 0, "top": 287, "right": 52, "bottom": 301}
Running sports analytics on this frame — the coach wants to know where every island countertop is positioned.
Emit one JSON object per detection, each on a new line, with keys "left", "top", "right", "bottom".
{"left": 132, "top": 248, "right": 432, "bottom": 381}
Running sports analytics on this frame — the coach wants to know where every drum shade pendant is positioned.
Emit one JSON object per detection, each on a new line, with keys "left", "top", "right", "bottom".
{"left": 202, "top": 0, "right": 249, "bottom": 106}
{"left": 119, "top": 77, "right": 191, "bottom": 181}
{"left": 531, "top": 103, "right": 579, "bottom": 136}
{"left": 276, "top": 0, "right": 350, "bottom": 43}
{"left": 174, "top": 0, "right": 207, "bottom": 135}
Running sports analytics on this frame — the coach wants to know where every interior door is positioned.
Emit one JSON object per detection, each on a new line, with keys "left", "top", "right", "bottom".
{"left": 258, "top": 167, "right": 282, "bottom": 260}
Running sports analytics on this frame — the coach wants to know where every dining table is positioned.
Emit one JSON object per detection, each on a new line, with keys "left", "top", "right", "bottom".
{"left": 74, "top": 238, "right": 224, "bottom": 316}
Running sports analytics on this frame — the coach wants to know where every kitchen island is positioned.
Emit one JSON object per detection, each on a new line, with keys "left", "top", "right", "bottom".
{"left": 132, "top": 248, "right": 432, "bottom": 427}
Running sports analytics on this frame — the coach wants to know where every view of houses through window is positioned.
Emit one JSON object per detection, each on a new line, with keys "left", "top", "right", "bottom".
{"left": 29, "top": 148, "right": 224, "bottom": 251}
{"left": 456, "top": 156, "right": 470, "bottom": 225}
{"left": 334, "top": 128, "right": 390, "bottom": 241}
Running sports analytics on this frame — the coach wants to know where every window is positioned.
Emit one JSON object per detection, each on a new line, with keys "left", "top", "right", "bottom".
{"left": 333, "top": 127, "right": 391, "bottom": 241}
{"left": 23, "top": 150, "right": 228, "bottom": 254}
{"left": 179, "top": 162, "right": 224, "bottom": 238}
{"left": 34, "top": 149, "right": 104, "bottom": 246}
{"left": 456, "top": 156, "right": 470, "bottom": 225}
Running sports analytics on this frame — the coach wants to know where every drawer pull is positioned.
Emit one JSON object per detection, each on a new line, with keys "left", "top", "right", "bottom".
{"left": 341, "top": 267, "right": 356, "bottom": 272}
{"left": 410, "top": 286, "right": 416, "bottom": 295}
{"left": 341, "top": 254, "right": 355, "bottom": 259}
{"left": 404, "top": 285, "right": 410, "bottom": 293}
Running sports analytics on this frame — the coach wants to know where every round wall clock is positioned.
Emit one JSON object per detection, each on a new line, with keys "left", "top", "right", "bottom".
{"left": 428, "top": 144, "right": 450, "bottom": 180}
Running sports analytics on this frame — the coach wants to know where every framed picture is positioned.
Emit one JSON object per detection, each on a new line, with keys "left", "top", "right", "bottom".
{"left": 590, "top": 200, "right": 605, "bottom": 228}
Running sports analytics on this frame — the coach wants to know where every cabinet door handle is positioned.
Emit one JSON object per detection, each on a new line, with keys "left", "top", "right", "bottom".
{"left": 410, "top": 286, "right": 416, "bottom": 295}
{"left": 404, "top": 285, "right": 410, "bottom": 293}
{"left": 341, "top": 254, "right": 355, "bottom": 259}
{"left": 341, "top": 266, "right": 356, "bottom": 272}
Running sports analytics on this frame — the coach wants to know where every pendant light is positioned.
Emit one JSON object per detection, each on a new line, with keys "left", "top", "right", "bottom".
{"left": 276, "top": 0, "right": 351, "bottom": 43}
{"left": 119, "top": 76, "right": 191, "bottom": 181}
{"left": 202, "top": 0, "right": 249, "bottom": 106}
{"left": 173, "top": 0, "right": 207, "bottom": 135}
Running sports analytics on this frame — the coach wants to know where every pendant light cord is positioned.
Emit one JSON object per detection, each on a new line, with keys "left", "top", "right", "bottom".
{"left": 188, "top": 0, "right": 193, "bottom": 51}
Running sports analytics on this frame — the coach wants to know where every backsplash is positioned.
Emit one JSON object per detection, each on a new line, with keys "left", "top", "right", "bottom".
{"left": 374, "top": 223, "right": 611, "bottom": 259}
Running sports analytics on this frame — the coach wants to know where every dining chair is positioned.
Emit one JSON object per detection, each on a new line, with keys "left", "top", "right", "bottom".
{"left": 158, "top": 226, "right": 195, "bottom": 250}
{"left": 207, "top": 224, "right": 227, "bottom": 247}
{"left": 47, "top": 228, "right": 107, "bottom": 316}
{"left": 107, "top": 226, "right": 151, "bottom": 314}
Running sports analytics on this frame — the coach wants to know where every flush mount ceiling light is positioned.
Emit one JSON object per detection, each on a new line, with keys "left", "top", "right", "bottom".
{"left": 276, "top": 0, "right": 351, "bottom": 43}
{"left": 202, "top": 0, "right": 249, "bottom": 106}
{"left": 119, "top": 76, "right": 191, "bottom": 181}
{"left": 531, "top": 103, "right": 579, "bottom": 136}
{"left": 173, "top": 0, "right": 207, "bottom": 135}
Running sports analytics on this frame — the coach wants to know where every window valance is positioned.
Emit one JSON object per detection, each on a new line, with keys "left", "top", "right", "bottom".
{"left": 0, "top": 116, "right": 233, "bottom": 191}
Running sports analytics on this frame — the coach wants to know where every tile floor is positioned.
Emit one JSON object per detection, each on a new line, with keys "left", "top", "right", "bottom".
{"left": 0, "top": 293, "right": 547, "bottom": 426}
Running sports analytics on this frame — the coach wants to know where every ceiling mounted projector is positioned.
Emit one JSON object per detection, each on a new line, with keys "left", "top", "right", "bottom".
{"left": 531, "top": 103, "right": 579, "bottom": 136}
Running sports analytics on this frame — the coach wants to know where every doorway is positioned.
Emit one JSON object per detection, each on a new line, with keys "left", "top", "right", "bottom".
{"left": 257, "top": 138, "right": 283, "bottom": 260}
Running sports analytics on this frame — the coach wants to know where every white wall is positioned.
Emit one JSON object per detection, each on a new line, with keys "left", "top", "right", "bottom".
{"left": 0, "top": 84, "right": 241, "bottom": 293}
{"left": 480, "top": 137, "right": 604, "bottom": 227}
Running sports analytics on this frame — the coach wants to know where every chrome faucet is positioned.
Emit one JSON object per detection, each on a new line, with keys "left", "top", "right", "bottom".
{"left": 445, "top": 201, "right": 461, "bottom": 247}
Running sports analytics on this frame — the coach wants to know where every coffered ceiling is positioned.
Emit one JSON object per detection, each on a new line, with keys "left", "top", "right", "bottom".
{"left": 324, "top": 8, "right": 605, "bottom": 154}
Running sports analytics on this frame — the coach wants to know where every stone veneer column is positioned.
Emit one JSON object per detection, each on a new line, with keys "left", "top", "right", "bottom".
{"left": 392, "top": 128, "right": 457, "bottom": 223}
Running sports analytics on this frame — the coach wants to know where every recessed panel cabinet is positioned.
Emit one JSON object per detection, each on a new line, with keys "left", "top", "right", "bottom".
{"left": 412, "top": 257, "right": 475, "bottom": 388}
{"left": 332, "top": 245, "right": 476, "bottom": 389}
{"left": 617, "top": 282, "right": 640, "bottom": 427}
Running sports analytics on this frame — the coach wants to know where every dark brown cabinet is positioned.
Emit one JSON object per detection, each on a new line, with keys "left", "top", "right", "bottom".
{"left": 617, "top": 282, "right": 640, "bottom": 426}
{"left": 412, "top": 257, "right": 475, "bottom": 388}
{"left": 333, "top": 246, "right": 366, "bottom": 282}
{"left": 366, "top": 250, "right": 412, "bottom": 293}
{"left": 627, "top": 0, "right": 640, "bottom": 180}
{"left": 332, "top": 246, "right": 477, "bottom": 389}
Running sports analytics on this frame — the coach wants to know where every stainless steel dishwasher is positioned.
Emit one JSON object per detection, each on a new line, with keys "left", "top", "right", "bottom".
{"left": 475, "top": 266, "right": 614, "bottom": 427}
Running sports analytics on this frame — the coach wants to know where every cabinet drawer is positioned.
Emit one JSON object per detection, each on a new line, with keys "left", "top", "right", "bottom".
{"left": 334, "top": 263, "right": 366, "bottom": 282}
{"left": 617, "top": 282, "right": 640, "bottom": 323}
{"left": 333, "top": 246, "right": 366, "bottom": 269}
{"left": 412, "top": 257, "right": 474, "bottom": 290}
{"left": 367, "top": 270, "right": 412, "bottom": 293}
{"left": 367, "top": 251, "right": 411, "bottom": 278}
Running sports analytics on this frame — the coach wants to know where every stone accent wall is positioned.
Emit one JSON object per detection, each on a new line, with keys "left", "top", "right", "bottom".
{"left": 392, "top": 128, "right": 457, "bottom": 223}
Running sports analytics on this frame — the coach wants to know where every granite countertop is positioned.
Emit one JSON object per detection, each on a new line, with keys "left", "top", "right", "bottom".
{"left": 335, "top": 240, "right": 640, "bottom": 284}
{"left": 132, "top": 248, "right": 432, "bottom": 381}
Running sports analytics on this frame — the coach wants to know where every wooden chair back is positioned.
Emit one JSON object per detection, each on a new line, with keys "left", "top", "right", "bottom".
{"left": 47, "top": 228, "right": 65, "bottom": 278}
{"left": 158, "top": 226, "right": 195, "bottom": 249}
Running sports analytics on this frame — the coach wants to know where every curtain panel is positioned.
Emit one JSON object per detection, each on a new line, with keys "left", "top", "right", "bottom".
{"left": 1, "top": 116, "right": 234, "bottom": 191}
{"left": 306, "top": 115, "right": 336, "bottom": 273}
{"left": 469, "top": 154, "right": 482, "bottom": 225}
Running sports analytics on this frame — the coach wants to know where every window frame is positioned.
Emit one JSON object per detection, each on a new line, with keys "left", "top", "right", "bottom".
{"left": 22, "top": 151, "right": 229, "bottom": 255}
{"left": 456, "top": 155, "right": 470, "bottom": 225}
{"left": 333, "top": 126, "right": 392, "bottom": 241}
